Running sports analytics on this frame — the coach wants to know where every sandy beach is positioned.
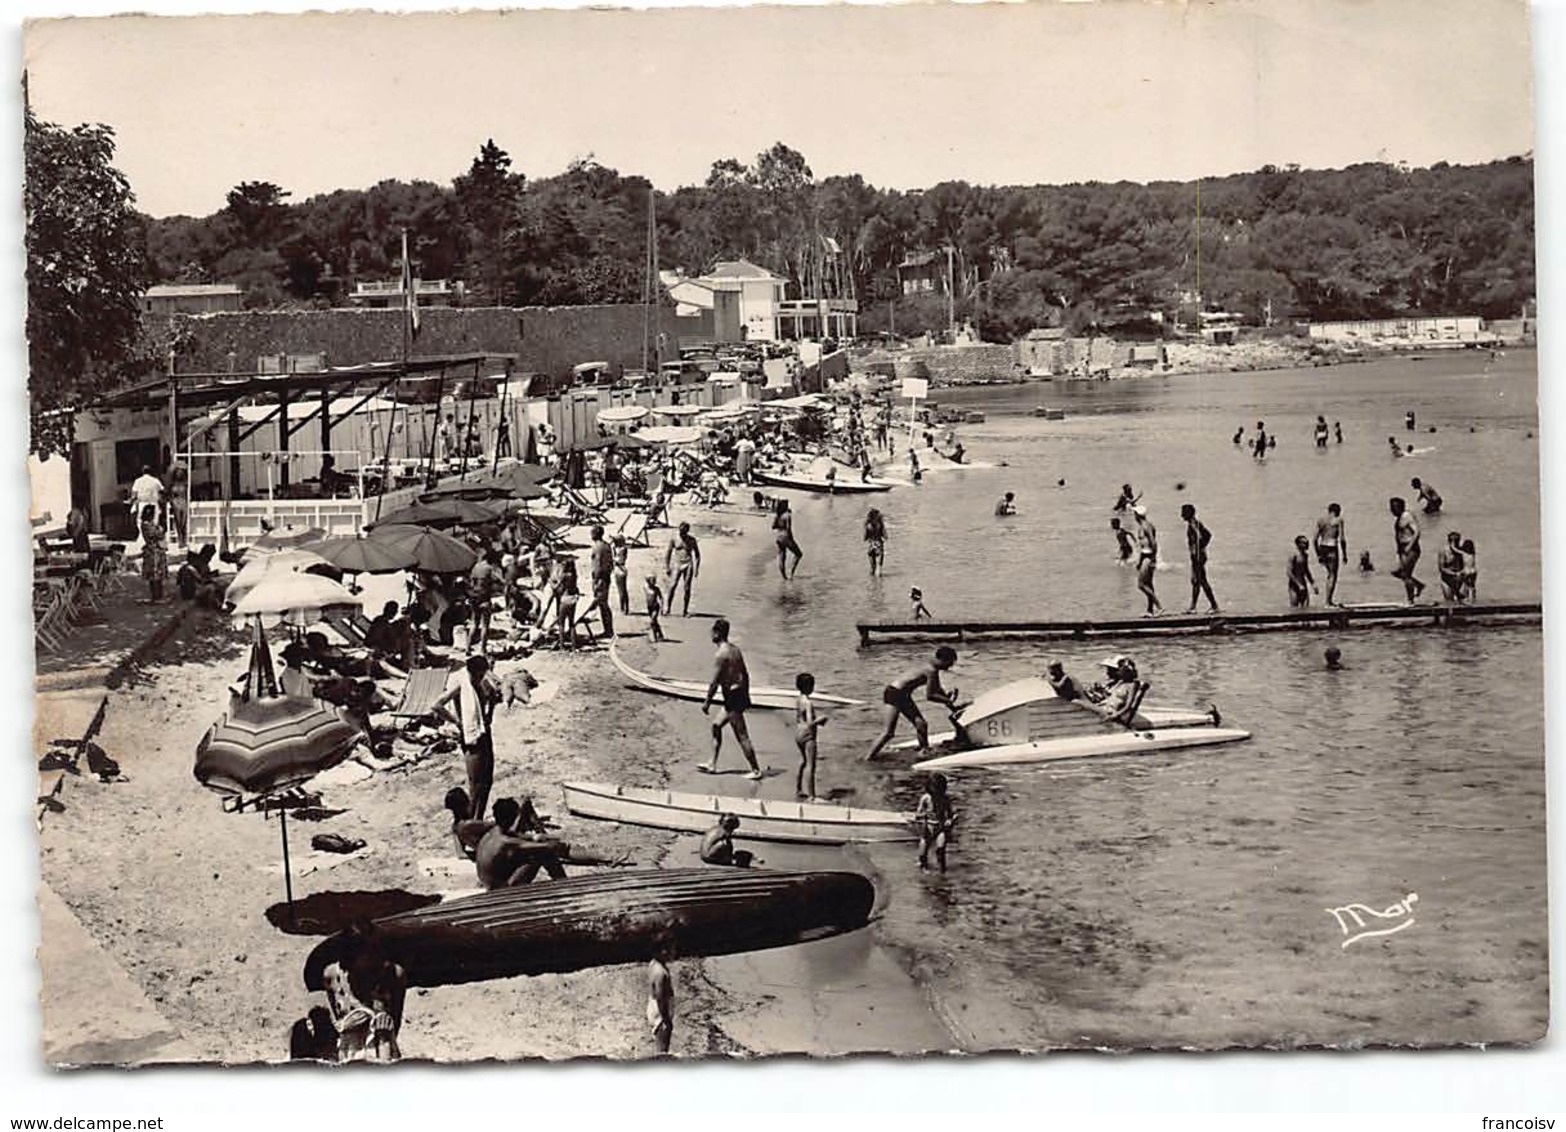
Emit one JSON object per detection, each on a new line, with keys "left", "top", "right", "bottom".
{"left": 34, "top": 496, "right": 954, "bottom": 1065}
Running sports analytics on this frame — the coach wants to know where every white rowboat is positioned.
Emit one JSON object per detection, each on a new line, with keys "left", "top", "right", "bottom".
{"left": 753, "top": 469, "right": 894, "bottom": 494}
{"left": 911, "top": 725, "right": 1252, "bottom": 771}
{"left": 609, "top": 642, "right": 864, "bottom": 709}
{"left": 562, "top": 781, "right": 917, "bottom": 844}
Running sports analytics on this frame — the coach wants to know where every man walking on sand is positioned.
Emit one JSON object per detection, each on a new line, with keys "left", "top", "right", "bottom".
{"left": 700, "top": 618, "right": 764, "bottom": 780}
{"left": 1180, "top": 503, "right": 1219, "bottom": 613}
{"left": 1314, "top": 502, "right": 1348, "bottom": 606}
{"left": 664, "top": 522, "right": 701, "bottom": 617}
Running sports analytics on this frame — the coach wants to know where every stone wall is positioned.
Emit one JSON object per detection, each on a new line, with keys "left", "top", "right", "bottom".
{"left": 156, "top": 301, "right": 715, "bottom": 379}
{"left": 887, "top": 344, "right": 1018, "bottom": 385}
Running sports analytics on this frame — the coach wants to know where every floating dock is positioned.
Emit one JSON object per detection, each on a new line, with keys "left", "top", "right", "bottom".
{"left": 856, "top": 602, "right": 1542, "bottom": 646}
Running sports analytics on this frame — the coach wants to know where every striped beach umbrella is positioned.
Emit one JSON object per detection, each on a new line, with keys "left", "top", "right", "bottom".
{"left": 194, "top": 696, "right": 362, "bottom": 799}
{"left": 195, "top": 694, "right": 364, "bottom": 919}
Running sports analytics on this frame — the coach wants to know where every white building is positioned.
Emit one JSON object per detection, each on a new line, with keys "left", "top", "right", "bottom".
{"left": 684, "top": 259, "right": 788, "bottom": 342}
{"left": 1307, "top": 315, "right": 1495, "bottom": 347}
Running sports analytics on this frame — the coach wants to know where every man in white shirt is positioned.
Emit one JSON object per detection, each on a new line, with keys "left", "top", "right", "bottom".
{"left": 432, "top": 655, "right": 502, "bottom": 820}
{"left": 129, "top": 465, "right": 165, "bottom": 524}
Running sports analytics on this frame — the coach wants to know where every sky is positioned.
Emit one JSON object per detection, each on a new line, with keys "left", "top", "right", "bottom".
{"left": 20, "top": 0, "right": 1538, "bottom": 219}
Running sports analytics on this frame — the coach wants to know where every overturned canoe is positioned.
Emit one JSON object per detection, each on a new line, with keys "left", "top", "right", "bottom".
{"left": 303, "top": 868, "right": 875, "bottom": 989}
{"left": 563, "top": 780, "right": 917, "bottom": 845}
{"left": 911, "top": 725, "right": 1252, "bottom": 772}
{"left": 609, "top": 642, "right": 863, "bottom": 709}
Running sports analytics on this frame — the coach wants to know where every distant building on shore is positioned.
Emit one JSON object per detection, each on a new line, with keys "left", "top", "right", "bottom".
{"left": 898, "top": 251, "right": 947, "bottom": 296}
{"left": 143, "top": 283, "right": 245, "bottom": 316}
{"left": 1308, "top": 315, "right": 1497, "bottom": 348}
{"left": 349, "top": 278, "right": 460, "bottom": 308}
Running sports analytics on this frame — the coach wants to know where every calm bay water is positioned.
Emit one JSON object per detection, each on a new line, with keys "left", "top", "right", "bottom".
{"left": 676, "top": 351, "right": 1547, "bottom": 1048}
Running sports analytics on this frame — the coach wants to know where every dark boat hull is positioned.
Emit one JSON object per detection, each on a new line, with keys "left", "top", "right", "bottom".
{"left": 303, "top": 868, "right": 875, "bottom": 989}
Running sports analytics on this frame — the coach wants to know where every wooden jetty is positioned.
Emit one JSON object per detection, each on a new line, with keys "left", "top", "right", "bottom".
{"left": 856, "top": 602, "right": 1542, "bottom": 647}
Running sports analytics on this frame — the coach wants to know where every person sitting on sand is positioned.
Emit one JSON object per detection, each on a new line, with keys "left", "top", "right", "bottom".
{"left": 279, "top": 641, "right": 316, "bottom": 699}
{"left": 321, "top": 923, "right": 405, "bottom": 1063}
{"left": 699, "top": 814, "right": 753, "bottom": 868}
{"left": 914, "top": 773, "right": 957, "bottom": 873}
{"left": 865, "top": 646, "right": 959, "bottom": 760}
{"left": 475, "top": 797, "right": 567, "bottom": 888}
{"left": 443, "top": 786, "right": 492, "bottom": 859}
{"left": 175, "top": 544, "right": 222, "bottom": 607}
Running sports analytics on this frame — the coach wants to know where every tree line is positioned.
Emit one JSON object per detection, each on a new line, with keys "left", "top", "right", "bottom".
{"left": 24, "top": 108, "right": 1536, "bottom": 457}
{"left": 144, "top": 140, "right": 1536, "bottom": 342}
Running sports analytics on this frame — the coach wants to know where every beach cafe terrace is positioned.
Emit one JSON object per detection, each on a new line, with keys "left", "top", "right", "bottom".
{"left": 91, "top": 353, "right": 519, "bottom": 547}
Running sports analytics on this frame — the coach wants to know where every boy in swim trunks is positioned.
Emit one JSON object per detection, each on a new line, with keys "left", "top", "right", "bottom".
{"left": 642, "top": 575, "right": 666, "bottom": 642}
{"left": 1313, "top": 502, "right": 1347, "bottom": 606}
{"left": 914, "top": 773, "right": 957, "bottom": 872}
{"left": 865, "top": 646, "right": 959, "bottom": 761}
{"left": 700, "top": 618, "right": 764, "bottom": 779}
{"left": 794, "top": 672, "right": 827, "bottom": 801}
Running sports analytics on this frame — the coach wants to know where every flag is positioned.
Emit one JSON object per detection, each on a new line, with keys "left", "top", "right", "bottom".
{"left": 401, "top": 229, "right": 421, "bottom": 341}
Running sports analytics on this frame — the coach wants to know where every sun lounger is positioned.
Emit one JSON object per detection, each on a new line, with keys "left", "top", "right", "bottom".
{"left": 323, "top": 609, "right": 371, "bottom": 648}
{"left": 391, "top": 666, "right": 452, "bottom": 722}
{"left": 616, "top": 510, "right": 652, "bottom": 548}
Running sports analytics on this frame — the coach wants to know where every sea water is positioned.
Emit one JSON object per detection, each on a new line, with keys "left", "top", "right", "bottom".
{"left": 679, "top": 351, "right": 1546, "bottom": 1049}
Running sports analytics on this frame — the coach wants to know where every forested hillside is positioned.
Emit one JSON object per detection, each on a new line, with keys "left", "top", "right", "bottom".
{"left": 142, "top": 141, "right": 1535, "bottom": 341}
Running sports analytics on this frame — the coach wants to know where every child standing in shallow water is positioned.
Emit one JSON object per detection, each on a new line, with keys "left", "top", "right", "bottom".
{"left": 915, "top": 773, "right": 957, "bottom": 873}
{"left": 910, "top": 587, "right": 932, "bottom": 620}
{"left": 793, "top": 672, "right": 827, "bottom": 801}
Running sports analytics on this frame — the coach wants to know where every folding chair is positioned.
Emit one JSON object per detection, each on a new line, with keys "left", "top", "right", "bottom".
{"left": 390, "top": 666, "right": 453, "bottom": 723}
{"left": 616, "top": 510, "right": 652, "bottom": 549}
{"left": 323, "top": 609, "right": 371, "bottom": 648}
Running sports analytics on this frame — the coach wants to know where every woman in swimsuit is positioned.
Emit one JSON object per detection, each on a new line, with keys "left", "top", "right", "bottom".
{"left": 773, "top": 499, "right": 803, "bottom": 580}
{"left": 864, "top": 508, "right": 887, "bottom": 577}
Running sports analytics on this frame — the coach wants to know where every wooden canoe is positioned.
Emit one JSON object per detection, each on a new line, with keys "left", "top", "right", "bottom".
{"left": 302, "top": 868, "right": 875, "bottom": 989}
{"left": 910, "top": 725, "right": 1252, "bottom": 771}
{"left": 562, "top": 780, "right": 918, "bottom": 845}
{"left": 608, "top": 642, "right": 863, "bottom": 709}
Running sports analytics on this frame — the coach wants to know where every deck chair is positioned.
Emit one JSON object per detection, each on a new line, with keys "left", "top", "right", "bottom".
{"left": 615, "top": 510, "right": 652, "bottom": 549}
{"left": 391, "top": 666, "right": 452, "bottom": 723}
{"left": 323, "top": 609, "right": 371, "bottom": 648}
{"left": 39, "top": 696, "right": 108, "bottom": 776}
{"left": 557, "top": 484, "right": 606, "bottom": 524}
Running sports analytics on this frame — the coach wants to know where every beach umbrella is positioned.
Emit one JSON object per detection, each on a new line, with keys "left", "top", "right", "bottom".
{"left": 369, "top": 524, "right": 478, "bottom": 574}
{"left": 653, "top": 404, "right": 705, "bottom": 419}
{"left": 558, "top": 434, "right": 620, "bottom": 453}
{"left": 230, "top": 569, "right": 363, "bottom": 629}
{"left": 369, "top": 497, "right": 502, "bottom": 530}
{"left": 420, "top": 482, "right": 511, "bottom": 502}
{"left": 597, "top": 405, "right": 649, "bottom": 426}
{"left": 634, "top": 425, "right": 705, "bottom": 446}
{"left": 308, "top": 536, "right": 419, "bottom": 576}
{"left": 224, "top": 548, "right": 335, "bottom": 607}
{"left": 194, "top": 694, "right": 363, "bottom": 918}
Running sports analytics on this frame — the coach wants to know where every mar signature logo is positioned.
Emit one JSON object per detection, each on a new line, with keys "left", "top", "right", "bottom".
{"left": 1326, "top": 892, "right": 1419, "bottom": 948}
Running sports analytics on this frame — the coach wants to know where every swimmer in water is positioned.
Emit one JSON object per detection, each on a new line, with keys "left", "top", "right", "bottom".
{"left": 1359, "top": 549, "right": 1376, "bottom": 573}
{"left": 994, "top": 491, "right": 1017, "bottom": 517}
{"left": 1233, "top": 426, "right": 1245, "bottom": 446}
{"left": 1110, "top": 517, "right": 1136, "bottom": 563}
{"left": 1325, "top": 646, "right": 1343, "bottom": 670}
{"left": 1334, "top": 421, "right": 1343, "bottom": 444}
{"left": 1388, "top": 436, "right": 1405, "bottom": 458}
